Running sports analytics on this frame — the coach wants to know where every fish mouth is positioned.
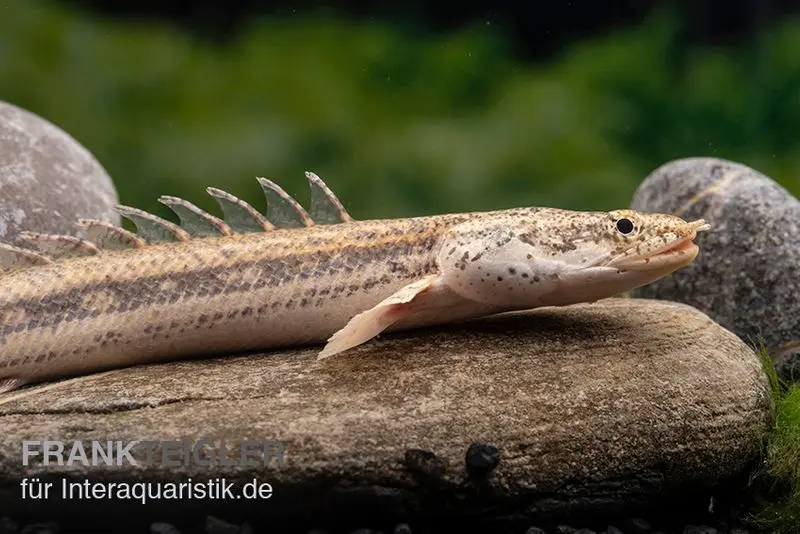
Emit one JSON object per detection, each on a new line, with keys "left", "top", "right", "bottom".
{"left": 606, "top": 219, "right": 710, "bottom": 271}
{"left": 607, "top": 238, "right": 699, "bottom": 271}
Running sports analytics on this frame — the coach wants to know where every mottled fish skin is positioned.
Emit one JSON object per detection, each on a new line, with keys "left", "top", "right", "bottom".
{"left": 0, "top": 174, "right": 710, "bottom": 391}
{"left": 0, "top": 212, "right": 471, "bottom": 384}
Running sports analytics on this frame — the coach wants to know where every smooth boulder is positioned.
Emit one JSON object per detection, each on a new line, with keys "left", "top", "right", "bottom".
{"left": 0, "top": 100, "right": 119, "bottom": 243}
{"left": 0, "top": 298, "right": 771, "bottom": 524}
{"left": 630, "top": 157, "right": 800, "bottom": 379}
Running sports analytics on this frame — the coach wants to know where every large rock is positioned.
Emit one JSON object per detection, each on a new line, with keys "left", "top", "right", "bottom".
{"left": 630, "top": 157, "right": 800, "bottom": 379}
{"left": 0, "top": 100, "right": 119, "bottom": 243}
{"left": 0, "top": 298, "right": 771, "bottom": 526}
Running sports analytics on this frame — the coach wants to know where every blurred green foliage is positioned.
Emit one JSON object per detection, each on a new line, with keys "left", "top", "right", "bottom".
{"left": 750, "top": 345, "right": 800, "bottom": 533}
{"left": 0, "top": 0, "right": 798, "bottom": 222}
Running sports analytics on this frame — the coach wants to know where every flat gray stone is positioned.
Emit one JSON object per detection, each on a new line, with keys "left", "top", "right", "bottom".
{"left": 0, "top": 100, "right": 119, "bottom": 243}
{"left": 0, "top": 299, "right": 771, "bottom": 523}
{"left": 630, "top": 157, "right": 799, "bottom": 378}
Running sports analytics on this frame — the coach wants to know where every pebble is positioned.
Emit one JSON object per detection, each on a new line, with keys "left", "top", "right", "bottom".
{"left": 682, "top": 526, "right": 717, "bottom": 534}
{"left": 464, "top": 442, "right": 501, "bottom": 477}
{"left": 206, "top": 516, "right": 241, "bottom": 534}
{"left": 623, "top": 517, "right": 653, "bottom": 533}
{"left": 19, "top": 524, "right": 58, "bottom": 534}
{"left": 0, "top": 518, "right": 17, "bottom": 534}
{"left": 151, "top": 523, "right": 182, "bottom": 534}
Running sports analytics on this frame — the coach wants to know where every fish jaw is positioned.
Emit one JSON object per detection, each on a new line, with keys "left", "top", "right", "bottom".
{"left": 606, "top": 219, "right": 710, "bottom": 272}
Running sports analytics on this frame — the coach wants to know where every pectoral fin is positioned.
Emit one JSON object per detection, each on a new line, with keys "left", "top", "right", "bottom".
{"left": 317, "top": 274, "right": 503, "bottom": 359}
{"left": 0, "top": 378, "right": 25, "bottom": 394}
{"left": 318, "top": 275, "right": 442, "bottom": 359}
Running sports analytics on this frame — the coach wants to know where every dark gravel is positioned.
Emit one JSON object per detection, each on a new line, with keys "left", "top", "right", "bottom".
{"left": 0, "top": 514, "right": 761, "bottom": 534}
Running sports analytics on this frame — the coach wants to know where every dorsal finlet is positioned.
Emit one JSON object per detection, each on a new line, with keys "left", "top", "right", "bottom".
{"left": 256, "top": 177, "right": 314, "bottom": 229}
{"left": 17, "top": 231, "right": 100, "bottom": 259}
{"left": 206, "top": 187, "right": 275, "bottom": 233}
{"left": 114, "top": 205, "right": 191, "bottom": 243}
{"left": 306, "top": 171, "right": 354, "bottom": 225}
{"left": 0, "top": 242, "right": 52, "bottom": 272}
{"left": 76, "top": 219, "right": 147, "bottom": 250}
{"left": 158, "top": 195, "right": 233, "bottom": 237}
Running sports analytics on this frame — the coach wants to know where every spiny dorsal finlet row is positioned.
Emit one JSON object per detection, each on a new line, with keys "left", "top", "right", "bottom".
{"left": 0, "top": 172, "right": 353, "bottom": 271}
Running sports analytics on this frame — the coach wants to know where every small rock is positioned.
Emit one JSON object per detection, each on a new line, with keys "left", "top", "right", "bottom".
{"left": 682, "top": 526, "right": 717, "bottom": 534}
{"left": 557, "top": 527, "right": 596, "bottom": 534}
{"left": 0, "top": 100, "right": 119, "bottom": 244}
{"left": 630, "top": 157, "right": 800, "bottom": 379}
{"left": 623, "top": 517, "right": 652, "bottom": 533}
{"left": 393, "top": 524, "right": 412, "bottom": 534}
{"left": 0, "top": 517, "right": 17, "bottom": 534}
{"left": 465, "top": 442, "right": 501, "bottom": 477}
{"left": 150, "top": 523, "right": 181, "bottom": 534}
{"left": 206, "top": 516, "right": 239, "bottom": 534}
{"left": 19, "top": 524, "right": 58, "bottom": 534}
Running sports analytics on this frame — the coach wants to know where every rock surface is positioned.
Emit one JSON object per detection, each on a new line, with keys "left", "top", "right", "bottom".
{"left": 0, "top": 100, "right": 119, "bottom": 243}
{"left": 630, "top": 157, "right": 799, "bottom": 379}
{"left": 0, "top": 299, "right": 770, "bottom": 524}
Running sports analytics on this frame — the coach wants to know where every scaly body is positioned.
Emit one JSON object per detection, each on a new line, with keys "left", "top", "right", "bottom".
{"left": 0, "top": 173, "right": 710, "bottom": 391}
{"left": 1, "top": 212, "right": 477, "bottom": 384}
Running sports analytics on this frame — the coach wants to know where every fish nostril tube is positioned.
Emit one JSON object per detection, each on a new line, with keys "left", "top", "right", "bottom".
{"left": 689, "top": 219, "right": 711, "bottom": 232}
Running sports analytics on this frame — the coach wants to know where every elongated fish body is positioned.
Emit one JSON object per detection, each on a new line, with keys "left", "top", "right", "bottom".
{"left": 2, "top": 213, "right": 470, "bottom": 382}
{"left": 0, "top": 173, "right": 710, "bottom": 391}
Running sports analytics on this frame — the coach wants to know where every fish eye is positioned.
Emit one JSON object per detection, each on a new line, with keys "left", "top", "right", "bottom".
{"left": 615, "top": 218, "right": 635, "bottom": 235}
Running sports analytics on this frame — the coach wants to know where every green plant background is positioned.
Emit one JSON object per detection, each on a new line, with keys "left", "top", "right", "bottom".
{"left": 1, "top": 1, "right": 799, "bottom": 222}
